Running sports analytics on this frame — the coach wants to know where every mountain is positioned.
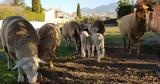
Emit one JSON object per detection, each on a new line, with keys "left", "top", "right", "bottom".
{"left": 80, "top": 7, "right": 93, "bottom": 14}
{"left": 80, "top": 3, "right": 117, "bottom": 16}
{"left": 94, "top": 3, "right": 117, "bottom": 13}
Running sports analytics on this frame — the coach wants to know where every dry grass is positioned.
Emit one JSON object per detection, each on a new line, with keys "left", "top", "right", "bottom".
{"left": 105, "top": 27, "right": 120, "bottom": 34}
{"left": 0, "top": 4, "right": 44, "bottom": 21}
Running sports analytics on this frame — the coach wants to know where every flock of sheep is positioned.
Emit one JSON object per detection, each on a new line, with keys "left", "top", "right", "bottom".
{"left": 0, "top": 0, "right": 157, "bottom": 83}
{"left": 62, "top": 20, "right": 105, "bottom": 62}
{"left": 0, "top": 16, "right": 106, "bottom": 83}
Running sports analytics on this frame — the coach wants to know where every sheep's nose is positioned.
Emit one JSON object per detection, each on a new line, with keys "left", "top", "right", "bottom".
{"left": 37, "top": 73, "right": 43, "bottom": 83}
{"left": 37, "top": 73, "right": 42, "bottom": 79}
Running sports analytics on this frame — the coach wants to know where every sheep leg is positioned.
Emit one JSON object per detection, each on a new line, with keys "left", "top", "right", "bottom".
{"left": 91, "top": 44, "right": 95, "bottom": 57}
{"left": 4, "top": 47, "right": 14, "bottom": 70}
{"left": 128, "top": 39, "right": 132, "bottom": 55}
{"left": 63, "top": 34, "right": 68, "bottom": 47}
{"left": 2, "top": 45, "right": 11, "bottom": 70}
{"left": 17, "top": 68, "right": 24, "bottom": 82}
{"left": 137, "top": 39, "right": 141, "bottom": 56}
{"left": 67, "top": 38, "right": 71, "bottom": 47}
{"left": 49, "top": 53, "right": 54, "bottom": 68}
{"left": 123, "top": 37, "right": 126, "bottom": 52}
{"left": 47, "top": 49, "right": 54, "bottom": 68}
{"left": 81, "top": 43, "right": 86, "bottom": 58}
{"left": 7, "top": 55, "right": 10, "bottom": 70}
{"left": 72, "top": 38, "right": 78, "bottom": 52}
{"left": 101, "top": 45, "right": 105, "bottom": 58}
{"left": 96, "top": 45, "right": 101, "bottom": 62}
{"left": 87, "top": 44, "right": 91, "bottom": 58}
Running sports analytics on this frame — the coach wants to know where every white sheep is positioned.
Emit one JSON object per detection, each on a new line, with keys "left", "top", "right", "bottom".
{"left": 80, "top": 31, "right": 91, "bottom": 58}
{"left": 91, "top": 33, "right": 105, "bottom": 62}
{"left": 80, "top": 30, "right": 105, "bottom": 62}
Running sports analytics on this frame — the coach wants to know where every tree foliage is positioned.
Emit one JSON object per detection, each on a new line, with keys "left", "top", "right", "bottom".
{"left": 4, "top": 0, "right": 25, "bottom": 6}
{"left": 116, "top": 0, "right": 134, "bottom": 18}
{"left": 76, "top": 3, "right": 81, "bottom": 19}
{"left": 32, "top": 0, "right": 41, "bottom": 13}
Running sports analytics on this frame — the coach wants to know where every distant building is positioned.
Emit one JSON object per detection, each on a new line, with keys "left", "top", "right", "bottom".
{"left": 45, "top": 9, "right": 57, "bottom": 23}
{"left": 45, "top": 8, "right": 74, "bottom": 24}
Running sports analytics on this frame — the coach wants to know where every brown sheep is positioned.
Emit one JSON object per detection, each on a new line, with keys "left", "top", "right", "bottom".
{"left": 119, "top": 4, "right": 151, "bottom": 56}
{"left": 90, "top": 20, "right": 105, "bottom": 35}
{"left": 37, "top": 23, "right": 61, "bottom": 68}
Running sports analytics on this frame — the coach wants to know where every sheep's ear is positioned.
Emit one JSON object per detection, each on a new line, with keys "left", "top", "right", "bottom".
{"left": 142, "top": 4, "right": 149, "bottom": 12}
{"left": 142, "top": 4, "right": 149, "bottom": 10}
{"left": 33, "top": 57, "right": 46, "bottom": 64}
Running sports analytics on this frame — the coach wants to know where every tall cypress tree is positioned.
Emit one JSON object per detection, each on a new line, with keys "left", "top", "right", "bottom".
{"left": 76, "top": 3, "right": 81, "bottom": 19}
{"left": 32, "top": 0, "right": 41, "bottom": 13}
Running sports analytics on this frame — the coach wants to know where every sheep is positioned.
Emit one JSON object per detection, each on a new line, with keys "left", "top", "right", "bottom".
{"left": 90, "top": 26, "right": 105, "bottom": 62}
{"left": 37, "top": 23, "right": 61, "bottom": 68}
{"left": 0, "top": 16, "right": 45, "bottom": 83}
{"left": 147, "top": 2, "right": 160, "bottom": 32}
{"left": 80, "top": 31, "right": 91, "bottom": 58}
{"left": 61, "top": 21, "right": 81, "bottom": 52}
{"left": 119, "top": 4, "right": 150, "bottom": 56}
{"left": 80, "top": 29, "right": 105, "bottom": 62}
{"left": 90, "top": 20, "right": 105, "bottom": 35}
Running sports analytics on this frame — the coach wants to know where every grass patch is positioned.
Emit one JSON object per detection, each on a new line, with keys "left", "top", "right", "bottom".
{"left": 0, "top": 52, "right": 17, "bottom": 84}
{"left": 104, "top": 27, "right": 123, "bottom": 45}
{"left": 105, "top": 33, "right": 123, "bottom": 45}
{"left": 56, "top": 37, "right": 76, "bottom": 59}
{"left": 0, "top": 5, "right": 44, "bottom": 21}
{"left": 0, "top": 62, "right": 17, "bottom": 84}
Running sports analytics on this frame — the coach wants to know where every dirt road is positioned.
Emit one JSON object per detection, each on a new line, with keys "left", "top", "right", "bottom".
{"left": 38, "top": 46, "right": 160, "bottom": 84}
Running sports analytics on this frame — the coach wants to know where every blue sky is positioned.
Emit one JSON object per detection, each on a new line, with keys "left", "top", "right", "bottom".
{"left": 24, "top": 0, "right": 118, "bottom": 13}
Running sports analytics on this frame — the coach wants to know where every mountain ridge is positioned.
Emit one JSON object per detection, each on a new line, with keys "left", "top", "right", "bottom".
{"left": 80, "top": 3, "right": 117, "bottom": 16}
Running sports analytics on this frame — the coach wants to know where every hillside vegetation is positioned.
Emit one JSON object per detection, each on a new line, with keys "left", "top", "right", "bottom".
{"left": 0, "top": 5, "right": 44, "bottom": 21}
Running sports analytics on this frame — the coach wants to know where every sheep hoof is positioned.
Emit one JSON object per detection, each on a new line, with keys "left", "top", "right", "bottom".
{"left": 97, "top": 57, "right": 101, "bottom": 62}
{"left": 49, "top": 61, "right": 54, "bottom": 69}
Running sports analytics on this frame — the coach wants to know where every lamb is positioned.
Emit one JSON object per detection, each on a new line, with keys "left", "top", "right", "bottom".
{"left": 37, "top": 23, "right": 61, "bottom": 68}
{"left": 90, "top": 26, "right": 105, "bottom": 62}
{"left": 80, "top": 31, "right": 91, "bottom": 58}
{"left": 80, "top": 30, "right": 105, "bottom": 62}
{"left": 119, "top": 4, "right": 150, "bottom": 56}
